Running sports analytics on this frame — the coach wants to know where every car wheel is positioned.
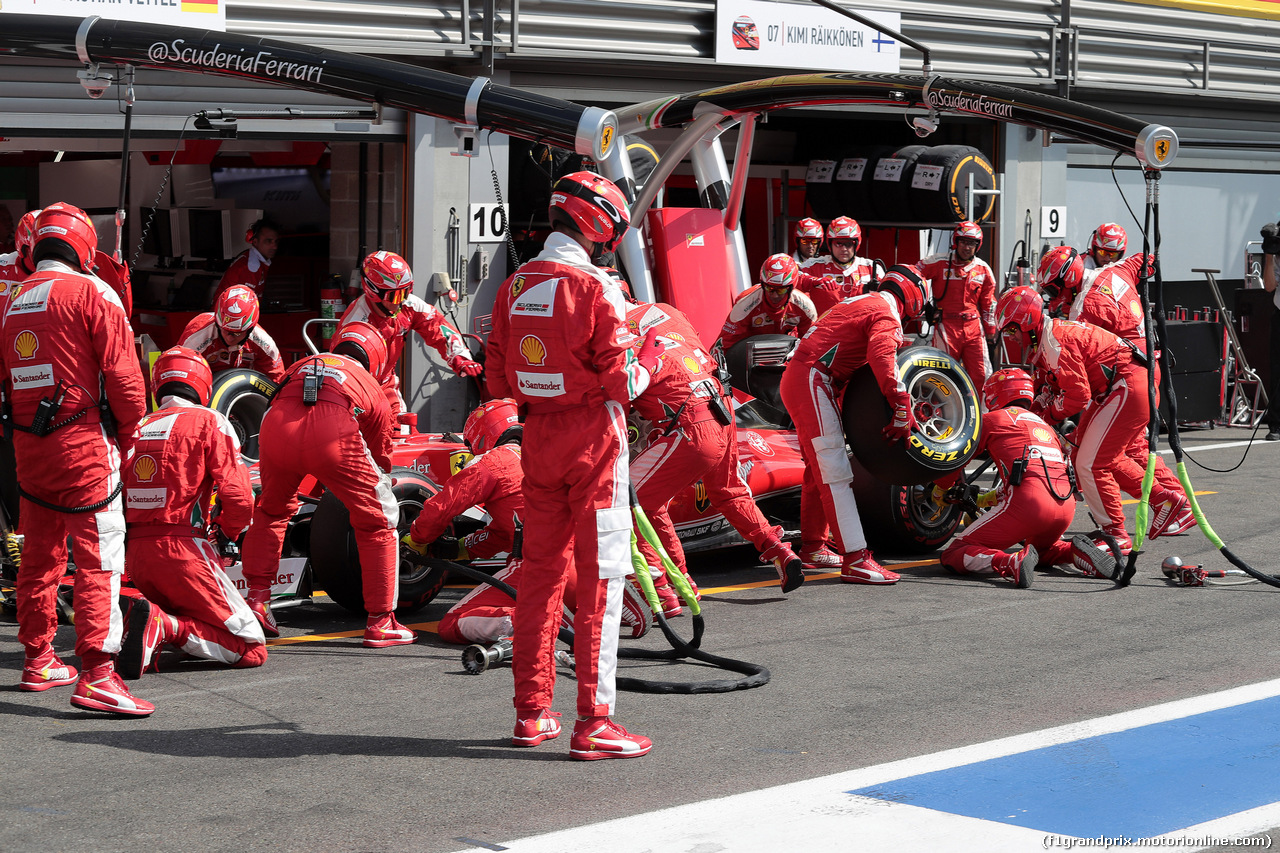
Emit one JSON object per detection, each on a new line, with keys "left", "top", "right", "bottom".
{"left": 842, "top": 346, "right": 981, "bottom": 485}
{"left": 208, "top": 369, "right": 277, "bottom": 465}
{"left": 308, "top": 466, "right": 449, "bottom": 616}
{"left": 848, "top": 452, "right": 966, "bottom": 553}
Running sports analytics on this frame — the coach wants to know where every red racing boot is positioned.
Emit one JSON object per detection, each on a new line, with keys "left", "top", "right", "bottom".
{"left": 363, "top": 612, "right": 417, "bottom": 648}
{"left": 70, "top": 663, "right": 155, "bottom": 717}
{"left": 19, "top": 646, "right": 78, "bottom": 692}
{"left": 117, "top": 598, "right": 191, "bottom": 680}
{"left": 1070, "top": 535, "right": 1120, "bottom": 579}
{"left": 512, "top": 708, "right": 562, "bottom": 747}
{"left": 799, "top": 544, "right": 842, "bottom": 570}
{"left": 1149, "top": 496, "right": 1195, "bottom": 539}
{"left": 991, "top": 544, "right": 1038, "bottom": 589}
{"left": 760, "top": 541, "right": 805, "bottom": 593}
{"left": 245, "top": 588, "right": 280, "bottom": 639}
{"left": 650, "top": 570, "right": 683, "bottom": 619}
{"left": 841, "top": 549, "right": 900, "bottom": 585}
{"left": 569, "top": 716, "right": 652, "bottom": 761}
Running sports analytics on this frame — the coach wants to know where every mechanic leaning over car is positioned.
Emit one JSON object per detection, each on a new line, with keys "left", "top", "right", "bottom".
{"left": 240, "top": 320, "right": 418, "bottom": 649}
{"left": 485, "top": 170, "right": 656, "bottom": 760}
{"left": 798, "top": 216, "right": 878, "bottom": 317}
{"left": 117, "top": 346, "right": 266, "bottom": 681}
{"left": 178, "top": 284, "right": 287, "bottom": 385}
{"left": 212, "top": 217, "right": 281, "bottom": 304}
{"left": 934, "top": 368, "right": 1115, "bottom": 586}
{"left": 627, "top": 299, "right": 806, "bottom": 600}
{"left": 0, "top": 208, "right": 40, "bottom": 317}
{"left": 1039, "top": 246, "right": 1194, "bottom": 540}
{"left": 779, "top": 264, "right": 932, "bottom": 585}
{"left": 717, "top": 253, "right": 818, "bottom": 352}
{"left": 2, "top": 203, "right": 152, "bottom": 716}
{"left": 917, "top": 220, "right": 998, "bottom": 387}
{"left": 334, "top": 250, "right": 482, "bottom": 427}
{"left": 995, "top": 286, "right": 1187, "bottom": 556}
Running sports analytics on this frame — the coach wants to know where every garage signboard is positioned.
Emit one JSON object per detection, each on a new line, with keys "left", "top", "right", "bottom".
{"left": 0, "top": 0, "right": 227, "bottom": 31}
{"left": 715, "top": 0, "right": 901, "bottom": 73}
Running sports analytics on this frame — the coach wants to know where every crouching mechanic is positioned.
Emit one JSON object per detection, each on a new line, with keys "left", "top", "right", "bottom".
{"left": 995, "top": 287, "right": 1186, "bottom": 555}
{"left": 779, "top": 265, "right": 931, "bottom": 584}
{"left": 717, "top": 253, "right": 818, "bottom": 351}
{"left": 117, "top": 347, "right": 265, "bottom": 679}
{"left": 335, "top": 250, "right": 481, "bottom": 424}
{"left": 936, "top": 368, "right": 1101, "bottom": 586}
{"left": 3, "top": 203, "right": 149, "bottom": 715}
{"left": 628, "top": 300, "right": 805, "bottom": 597}
{"left": 240, "top": 320, "right": 417, "bottom": 647}
{"left": 178, "top": 284, "right": 286, "bottom": 385}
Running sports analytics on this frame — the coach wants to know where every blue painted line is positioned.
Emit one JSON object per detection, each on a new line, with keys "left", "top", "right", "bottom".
{"left": 850, "top": 694, "right": 1280, "bottom": 838}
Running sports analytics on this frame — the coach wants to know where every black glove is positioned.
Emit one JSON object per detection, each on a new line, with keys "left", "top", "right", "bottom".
{"left": 1260, "top": 223, "right": 1280, "bottom": 255}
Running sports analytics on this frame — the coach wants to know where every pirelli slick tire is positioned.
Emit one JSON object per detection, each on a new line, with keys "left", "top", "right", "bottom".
{"left": 308, "top": 467, "right": 448, "bottom": 617}
{"left": 842, "top": 346, "right": 981, "bottom": 486}
{"left": 209, "top": 369, "right": 277, "bottom": 465}
{"left": 849, "top": 452, "right": 965, "bottom": 553}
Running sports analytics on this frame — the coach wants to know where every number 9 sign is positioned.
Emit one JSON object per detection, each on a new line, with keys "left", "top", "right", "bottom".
{"left": 1041, "top": 206, "right": 1066, "bottom": 239}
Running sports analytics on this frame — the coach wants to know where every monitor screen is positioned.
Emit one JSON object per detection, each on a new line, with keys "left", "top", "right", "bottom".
{"left": 140, "top": 207, "right": 176, "bottom": 259}
{"left": 187, "top": 208, "right": 229, "bottom": 261}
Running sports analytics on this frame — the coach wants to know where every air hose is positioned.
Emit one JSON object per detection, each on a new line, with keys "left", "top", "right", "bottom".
{"left": 1121, "top": 169, "right": 1280, "bottom": 589}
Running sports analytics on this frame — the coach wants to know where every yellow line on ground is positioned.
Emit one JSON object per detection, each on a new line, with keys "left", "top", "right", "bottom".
{"left": 1120, "top": 489, "right": 1215, "bottom": 506}
{"left": 267, "top": 620, "right": 441, "bottom": 645}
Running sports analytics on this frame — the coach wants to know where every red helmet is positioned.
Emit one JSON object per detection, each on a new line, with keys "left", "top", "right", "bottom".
{"left": 332, "top": 320, "right": 389, "bottom": 378}
{"left": 759, "top": 253, "right": 799, "bottom": 289}
{"left": 794, "top": 217, "right": 823, "bottom": 240}
{"left": 983, "top": 367, "right": 1035, "bottom": 411}
{"left": 361, "top": 251, "right": 414, "bottom": 307}
{"left": 954, "top": 220, "right": 983, "bottom": 248}
{"left": 1037, "top": 245, "right": 1085, "bottom": 305}
{"left": 463, "top": 398, "right": 521, "bottom": 454}
{"left": 151, "top": 346, "right": 213, "bottom": 407}
{"left": 33, "top": 202, "right": 97, "bottom": 272}
{"left": 874, "top": 264, "right": 930, "bottom": 321}
{"left": 995, "top": 286, "right": 1046, "bottom": 365}
{"left": 1091, "top": 223, "right": 1127, "bottom": 254}
{"left": 549, "top": 171, "right": 630, "bottom": 251}
{"left": 215, "top": 285, "right": 260, "bottom": 333}
{"left": 15, "top": 209, "right": 41, "bottom": 261}
{"left": 826, "top": 216, "right": 862, "bottom": 251}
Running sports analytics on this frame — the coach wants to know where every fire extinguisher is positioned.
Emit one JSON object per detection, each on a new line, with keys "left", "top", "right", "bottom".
{"left": 319, "top": 275, "right": 344, "bottom": 344}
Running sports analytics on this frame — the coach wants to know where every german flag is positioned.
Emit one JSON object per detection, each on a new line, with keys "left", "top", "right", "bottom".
{"left": 181, "top": 0, "right": 219, "bottom": 13}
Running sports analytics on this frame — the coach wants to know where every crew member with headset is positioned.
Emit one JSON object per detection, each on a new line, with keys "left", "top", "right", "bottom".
{"left": 791, "top": 217, "right": 824, "bottom": 264}
{"left": 917, "top": 220, "right": 998, "bottom": 387}
{"left": 798, "top": 216, "right": 878, "bottom": 316}
{"left": 179, "top": 284, "right": 286, "bottom": 385}
{"left": 213, "top": 218, "right": 282, "bottom": 304}
{"left": 2, "top": 203, "right": 151, "bottom": 715}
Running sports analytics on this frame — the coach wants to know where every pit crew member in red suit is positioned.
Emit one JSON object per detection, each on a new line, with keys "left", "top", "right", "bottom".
{"left": 335, "top": 250, "right": 481, "bottom": 422}
{"left": 995, "top": 287, "right": 1185, "bottom": 554}
{"left": 485, "top": 170, "right": 654, "bottom": 760}
{"left": 792, "top": 217, "right": 823, "bottom": 264}
{"left": 178, "top": 284, "right": 286, "bottom": 385}
{"left": 2, "top": 203, "right": 151, "bottom": 715}
{"left": 628, "top": 300, "right": 806, "bottom": 598}
{"left": 936, "top": 369, "right": 1083, "bottom": 586}
{"left": 240, "top": 321, "right": 417, "bottom": 648}
{"left": 0, "top": 209, "right": 39, "bottom": 315}
{"left": 1083, "top": 222, "right": 1127, "bottom": 271}
{"left": 717, "top": 253, "right": 818, "bottom": 351}
{"left": 779, "top": 265, "right": 930, "bottom": 584}
{"left": 213, "top": 218, "right": 280, "bottom": 303}
{"left": 117, "top": 347, "right": 266, "bottom": 679}
{"left": 798, "top": 216, "right": 878, "bottom": 317}
{"left": 1039, "top": 246, "right": 1192, "bottom": 539}
{"left": 917, "top": 220, "right": 998, "bottom": 387}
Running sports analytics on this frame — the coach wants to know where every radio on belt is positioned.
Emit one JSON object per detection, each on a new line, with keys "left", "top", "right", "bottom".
{"left": 302, "top": 361, "right": 325, "bottom": 405}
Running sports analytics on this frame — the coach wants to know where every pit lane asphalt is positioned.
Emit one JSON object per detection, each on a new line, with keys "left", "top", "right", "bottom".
{"left": 2, "top": 424, "right": 1277, "bottom": 853}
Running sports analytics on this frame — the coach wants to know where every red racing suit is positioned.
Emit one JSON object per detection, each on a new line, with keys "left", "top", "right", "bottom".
{"left": 124, "top": 397, "right": 265, "bottom": 667}
{"left": 408, "top": 443, "right": 524, "bottom": 561}
{"left": 779, "top": 292, "right": 908, "bottom": 555}
{"left": 336, "top": 293, "right": 472, "bottom": 418}
{"left": 178, "top": 312, "right": 286, "bottom": 385}
{"left": 438, "top": 560, "right": 580, "bottom": 645}
{"left": 1, "top": 259, "right": 146, "bottom": 668}
{"left": 717, "top": 284, "right": 817, "bottom": 351}
{"left": 628, "top": 302, "right": 792, "bottom": 574}
{"left": 213, "top": 248, "right": 270, "bottom": 303}
{"left": 917, "top": 252, "right": 997, "bottom": 387}
{"left": 939, "top": 406, "right": 1076, "bottom": 573}
{"left": 1067, "top": 253, "right": 1183, "bottom": 503}
{"left": 0, "top": 251, "right": 33, "bottom": 320}
{"left": 240, "top": 352, "right": 400, "bottom": 612}
{"left": 1031, "top": 318, "right": 1179, "bottom": 543}
{"left": 486, "top": 231, "right": 649, "bottom": 720}
{"left": 799, "top": 255, "right": 877, "bottom": 317}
